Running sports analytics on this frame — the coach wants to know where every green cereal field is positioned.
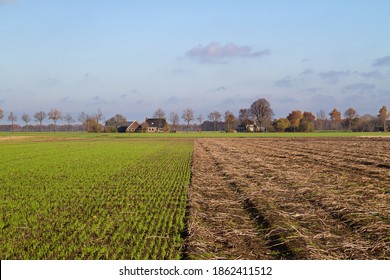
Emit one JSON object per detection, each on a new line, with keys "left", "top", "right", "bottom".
{"left": 0, "top": 135, "right": 192, "bottom": 259}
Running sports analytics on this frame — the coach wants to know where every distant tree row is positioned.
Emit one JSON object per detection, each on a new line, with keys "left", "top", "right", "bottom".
{"left": 0, "top": 108, "right": 104, "bottom": 133}
{"left": 236, "top": 100, "right": 389, "bottom": 133}
{"left": 0, "top": 101, "right": 389, "bottom": 133}
{"left": 271, "top": 105, "right": 389, "bottom": 132}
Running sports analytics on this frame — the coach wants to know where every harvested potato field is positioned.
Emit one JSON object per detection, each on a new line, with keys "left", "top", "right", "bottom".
{"left": 187, "top": 137, "right": 390, "bottom": 260}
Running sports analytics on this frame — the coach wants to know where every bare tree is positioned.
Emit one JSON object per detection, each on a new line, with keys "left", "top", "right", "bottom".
{"left": 169, "top": 111, "right": 179, "bottom": 132}
{"left": 48, "top": 109, "right": 62, "bottom": 132}
{"left": 317, "top": 110, "right": 327, "bottom": 120}
{"left": 63, "top": 113, "right": 75, "bottom": 131}
{"left": 344, "top": 107, "right": 357, "bottom": 131}
{"left": 224, "top": 110, "right": 236, "bottom": 132}
{"left": 182, "top": 108, "right": 194, "bottom": 133}
{"left": 196, "top": 114, "right": 204, "bottom": 132}
{"left": 94, "top": 108, "right": 104, "bottom": 132}
{"left": 8, "top": 112, "right": 17, "bottom": 132}
{"left": 34, "top": 111, "right": 47, "bottom": 132}
{"left": 238, "top": 108, "right": 252, "bottom": 126}
{"left": 250, "top": 98, "right": 274, "bottom": 132}
{"left": 378, "top": 105, "right": 389, "bottom": 132}
{"left": 153, "top": 108, "right": 166, "bottom": 130}
{"left": 0, "top": 107, "right": 3, "bottom": 121}
{"left": 208, "top": 111, "right": 222, "bottom": 132}
{"left": 355, "top": 114, "right": 376, "bottom": 132}
{"left": 316, "top": 110, "right": 328, "bottom": 130}
{"left": 21, "top": 113, "right": 31, "bottom": 132}
{"left": 153, "top": 108, "right": 165, "bottom": 118}
{"left": 78, "top": 112, "right": 88, "bottom": 132}
{"left": 106, "top": 114, "right": 127, "bottom": 124}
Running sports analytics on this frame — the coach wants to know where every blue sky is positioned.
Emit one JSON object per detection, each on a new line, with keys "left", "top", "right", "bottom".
{"left": 1, "top": 0, "right": 390, "bottom": 123}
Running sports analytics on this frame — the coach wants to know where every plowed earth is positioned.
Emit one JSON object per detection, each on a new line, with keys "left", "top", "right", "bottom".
{"left": 186, "top": 138, "right": 390, "bottom": 259}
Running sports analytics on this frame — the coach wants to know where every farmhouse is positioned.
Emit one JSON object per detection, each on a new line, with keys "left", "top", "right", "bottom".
{"left": 124, "top": 120, "right": 142, "bottom": 132}
{"left": 143, "top": 117, "right": 168, "bottom": 132}
{"left": 105, "top": 120, "right": 141, "bottom": 133}
{"left": 236, "top": 124, "right": 259, "bottom": 132}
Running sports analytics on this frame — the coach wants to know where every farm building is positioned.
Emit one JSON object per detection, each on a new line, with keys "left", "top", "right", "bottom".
{"left": 236, "top": 124, "right": 259, "bottom": 132}
{"left": 105, "top": 120, "right": 141, "bottom": 133}
{"left": 124, "top": 120, "right": 141, "bottom": 133}
{"left": 143, "top": 118, "right": 168, "bottom": 132}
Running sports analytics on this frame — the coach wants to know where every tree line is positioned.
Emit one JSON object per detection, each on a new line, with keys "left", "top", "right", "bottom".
{"left": 273, "top": 105, "right": 389, "bottom": 132}
{"left": 0, "top": 108, "right": 103, "bottom": 133}
{"left": 0, "top": 99, "right": 389, "bottom": 133}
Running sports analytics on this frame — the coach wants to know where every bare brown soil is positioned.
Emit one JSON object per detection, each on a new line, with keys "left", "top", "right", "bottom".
{"left": 185, "top": 140, "right": 273, "bottom": 259}
{"left": 186, "top": 138, "right": 390, "bottom": 260}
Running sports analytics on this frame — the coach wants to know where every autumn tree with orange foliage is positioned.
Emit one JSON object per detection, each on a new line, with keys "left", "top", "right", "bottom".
{"left": 300, "top": 111, "right": 316, "bottom": 132}
{"left": 329, "top": 108, "right": 342, "bottom": 130}
{"left": 287, "top": 110, "right": 303, "bottom": 132}
{"left": 224, "top": 111, "right": 236, "bottom": 132}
